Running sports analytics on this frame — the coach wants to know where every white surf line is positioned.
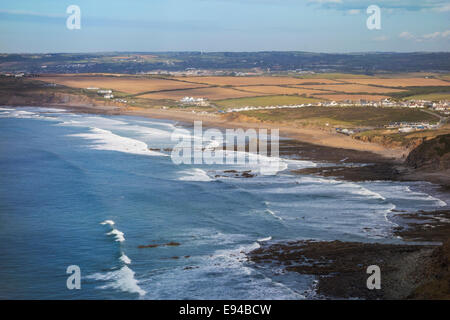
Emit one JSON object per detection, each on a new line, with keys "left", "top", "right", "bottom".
{"left": 402, "top": 185, "right": 447, "bottom": 207}
{"left": 265, "top": 209, "right": 283, "bottom": 221}
{"left": 210, "top": 241, "right": 306, "bottom": 299}
{"left": 101, "top": 220, "right": 125, "bottom": 242}
{"left": 120, "top": 253, "right": 132, "bottom": 265}
{"left": 107, "top": 229, "right": 125, "bottom": 242}
{"left": 101, "top": 221, "right": 131, "bottom": 263}
{"left": 94, "top": 220, "right": 145, "bottom": 296}
{"left": 86, "top": 265, "right": 146, "bottom": 297}
{"left": 69, "top": 127, "right": 168, "bottom": 157}
{"left": 177, "top": 168, "right": 213, "bottom": 182}
{"left": 100, "top": 220, "right": 115, "bottom": 226}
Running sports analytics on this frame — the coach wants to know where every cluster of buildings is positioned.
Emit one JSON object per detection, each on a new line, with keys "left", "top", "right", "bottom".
{"left": 179, "top": 96, "right": 210, "bottom": 107}
{"left": 385, "top": 122, "right": 438, "bottom": 133}
{"left": 226, "top": 104, "right": 315, "bottom": 113}
{"left": 318, "top": 98, "right": 412, "bottom": 108}
{"left": 0, "top": 72, "right": 39, "bottom": 78}
{"left": 430, "top": 101, "right": 450, "bottom": 115}
{"left": 225, "top": 99, "right": 402, "bottom": 111}
{"left": 86, "top": 87, "right": 114, "bottom": 99}
{"left": 85, "top": 87, "right": 130, "bottom": 104}
{"left": 317, "top": 98, "right": 449, "bottom": 110}
{"left": 145, "top": 68, "right": 263, "bottom": 77}
{"left": 335, "top": 121, "right": 438, "bottom": 136}
{"left": 225, "top": 99, "right": 402, "bottom": 112}
{"left": 335, "top": 128, "right": 363, "bottom": 135}
{"left": 226, "top": 97, "right": 449, "bottom": 114}
{"left": 389, "top": 99, "right": 449, "bottom": 115}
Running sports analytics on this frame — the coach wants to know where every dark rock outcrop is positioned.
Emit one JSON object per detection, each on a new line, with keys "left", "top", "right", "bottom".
{"left": 405, "top": 134, "right": 450, "bottom": 171}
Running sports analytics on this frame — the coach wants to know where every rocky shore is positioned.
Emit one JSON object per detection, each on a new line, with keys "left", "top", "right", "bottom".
{"left": 249, "top": 239, "right": 442, "bottom": 299}
{"left": 291, "top": 134, "right": 450, "bottom": 188}
{"left": 248, "top": 207, "right": 450, "bottom": 299}
{"left": 248, "top": 134, "right": 450, "bottom": 300}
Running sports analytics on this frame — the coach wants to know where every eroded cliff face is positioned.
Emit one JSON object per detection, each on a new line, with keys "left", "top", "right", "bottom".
{"left": 0, "top": 90, "right": 123, "bottom": 108}
{"left": 406, "top": 134, "right": 450, "bottom": 171}
{"left": 355, "top": 134, "right": 424, "bottom": 151}
{"left": 223, "top": 112, "right": 263, "bottom": 124}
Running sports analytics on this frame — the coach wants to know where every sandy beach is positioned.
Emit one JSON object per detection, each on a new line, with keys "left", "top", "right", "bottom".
{"left": 53, "top": 104, "right": 405, "bottom": 160}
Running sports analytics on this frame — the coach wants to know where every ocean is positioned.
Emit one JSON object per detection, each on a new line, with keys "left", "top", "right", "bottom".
{"left": 0, "top": 106, "right": 447, "bottom": 299}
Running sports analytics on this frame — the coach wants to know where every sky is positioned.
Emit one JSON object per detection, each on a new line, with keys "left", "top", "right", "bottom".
{"left": 0, "top": 0, "right": 449, "bottom": 53}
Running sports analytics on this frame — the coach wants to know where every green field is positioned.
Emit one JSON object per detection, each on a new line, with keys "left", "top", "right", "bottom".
{"left": 437, "top": 74, "right": 450, "bottom": 81}
{"left": 240, "top": 106, "right": 440, "bottom": 127}
{"left": 389, "top": 86, "right": 450, "bottom": 99}
{"left": 405, "top": 93, "right": 450, "bottom": 101}
{"left": 214, "top": 95, "right": 322, "bottom": 109}
{"left": 354, "top": 127, "right": 450, "bottom": 147}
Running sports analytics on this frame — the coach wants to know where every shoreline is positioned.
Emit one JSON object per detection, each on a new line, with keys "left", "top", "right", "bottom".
{"left": 6, "top": 103, "right": 449, "bottom": 212}
{"left": 39, "top": 103, "right": 406, "bottom": 161}
{"left": 26, "top": 103, "right": 448, "bottom": 187}
{"left": 4, "top": 103, "right": 450, "bottom": 299}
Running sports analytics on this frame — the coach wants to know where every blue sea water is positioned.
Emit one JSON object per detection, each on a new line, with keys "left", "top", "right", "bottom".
{"left": 0, "top": 107, "right": 447, "bottom": 300}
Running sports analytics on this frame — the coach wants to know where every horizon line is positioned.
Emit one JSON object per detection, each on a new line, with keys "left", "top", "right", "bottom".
{"left": 2, "top": 50, "right": 450, "bottom": 55}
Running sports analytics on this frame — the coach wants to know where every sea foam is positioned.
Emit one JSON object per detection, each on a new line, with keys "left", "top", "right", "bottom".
{"left": 100, "top": 220, "right": 115, "bottom": 226}
{"left": 69, "top": 127, "right": 168, "bottom": 157}
{"left": 120, "top": 254, "right": 132, "bottom": 265}
{"left": 107, "top": 229, "right": 125, "bottom": 242}
{"left": 178, "top": 168, "right": 213, "bottom": 182}
{"left": 87, "top": 266, "right": 146, "bottom": 297}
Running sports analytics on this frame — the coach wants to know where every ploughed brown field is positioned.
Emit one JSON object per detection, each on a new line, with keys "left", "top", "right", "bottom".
{"left": 137, "top": 86, "right": 271, "bottom": 100}
{"left": 37, "top": 74, "right": 450, "bottom": 102}
{"left": 179, "top": 76, "right": 341, "bottom": 86}
{"left": 38, "top": 75, "right": 209, "bottom": 94}
{"left": 311, "top": 94, "right": 391, "bottom": 101}
{"left": 236, "top": 85, "right": 326, "bottom": 96}
{"left": 338, "top": 77, "right": 450, "bottom": 87}
{"left": 295, "top": 84, "right": 406, "bottom": 94}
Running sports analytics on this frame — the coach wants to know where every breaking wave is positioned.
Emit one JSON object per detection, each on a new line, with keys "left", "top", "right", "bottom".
{"left": 178, "top": 168, "right": 213, "bottom": 182}
{"left": 69, "top": 127, "right": 168, "bottom": 157}
{"left": 88, "top": 220, "right": 145, "bottom": 296}
{"left": 87, "top": 266, "right": 146, "bottom": 297}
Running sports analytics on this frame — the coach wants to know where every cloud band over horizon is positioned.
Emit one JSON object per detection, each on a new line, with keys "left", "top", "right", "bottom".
{"left": 0, "top": 0, "right": 448, "bottom": 53}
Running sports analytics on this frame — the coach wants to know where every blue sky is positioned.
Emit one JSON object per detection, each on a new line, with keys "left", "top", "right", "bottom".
{"left": 0, "top": 0, "right": 449, "bottom": 53}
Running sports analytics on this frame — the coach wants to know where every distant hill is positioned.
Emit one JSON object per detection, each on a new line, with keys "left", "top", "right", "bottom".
{"left": 1, "top": 52, "right": 450, "bottom": 74}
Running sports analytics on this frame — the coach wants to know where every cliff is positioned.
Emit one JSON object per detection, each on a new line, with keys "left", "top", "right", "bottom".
{"left": 405, "top": 134, "right": 450, "bottom": 171}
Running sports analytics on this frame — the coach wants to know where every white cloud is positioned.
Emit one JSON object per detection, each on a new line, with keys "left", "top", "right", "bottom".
{"left": 348, "top": 9, "right": 361, "bottom": 14}
{"left": 399, "top": 30, "right": 450, "bottom": 41}
{"left": 399, "top": 31, "right": 414, "bottom": 39}
{"left": 422, "top": 32, "right": 441, "bottom": 39}
{"left": 434, "top": 3, "right": 450, "bottom": 12}
{"left": 308, "top": 0, "right": 450, "bottom": 13}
